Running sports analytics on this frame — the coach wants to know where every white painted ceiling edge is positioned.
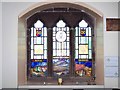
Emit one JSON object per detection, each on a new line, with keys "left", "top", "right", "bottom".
{"left": 0, "top": 0, "right": 120, "bottom": 2}
{"left": 18, "top": 1, "right": 104, "bottom": 19}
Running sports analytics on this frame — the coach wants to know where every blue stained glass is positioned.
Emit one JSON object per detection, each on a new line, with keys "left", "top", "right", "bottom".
{"left": 53, "top": 58, "right": 69, "bottom": 76}
{"left": 75, "top": 59, "right": 92, "bottom": 68}
{"left": 84, "top": 61, "right": 92, "bottom": 68}
{"left": 31, "top": 59, "right": 47, "bottom": 68}
{"left": 81, "top": 37, "right": 88, "bottom": 44}
{"left": 36, "top": 30, "right": 42, "bottom": 37}
{"left": 80, "top": 29, "right": 86, "bottom": 36}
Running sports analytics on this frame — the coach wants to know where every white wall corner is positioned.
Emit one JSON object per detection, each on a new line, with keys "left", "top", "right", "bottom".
{"left": 0, "top": 1, "right": 2, "bottom": 90}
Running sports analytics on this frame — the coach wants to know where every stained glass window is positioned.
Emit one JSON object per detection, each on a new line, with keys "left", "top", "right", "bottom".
{"left": 75, "top": 20, "right": 92, "bottom": 77}
{"left": 53, "top": 58, "right": 69, "bottom": 76}
{"left": 52, "top": 20, "right": 70, "bottom": 77}
{"left": 31, "top": 59, "right": 47, "bottom": 77}
{"left": 30, "top": 20, "right": 47, "bottom": 77}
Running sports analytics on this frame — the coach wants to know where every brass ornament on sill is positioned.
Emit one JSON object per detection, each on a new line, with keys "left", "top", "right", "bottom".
{"left": 58, "top": 77, "right": 63, "bottom": 85}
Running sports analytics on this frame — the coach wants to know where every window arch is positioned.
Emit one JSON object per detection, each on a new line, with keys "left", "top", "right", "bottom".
{"left": 75, "top": 20, "right": 93, "bottom": 77}
{"left": 28, "top": 20, "right": 47, "bottom": 77}
{"left": 52, "top": 20, "right": 70, "bottom": 77}
{"left": 26, "top": 7, "right": 96, "bottom": 84}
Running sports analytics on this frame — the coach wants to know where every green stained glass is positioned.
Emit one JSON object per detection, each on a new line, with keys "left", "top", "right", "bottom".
{"left": 44, "top": 50, "right": 47, "bottom": 59}
{"left": 89, "top": 27, "right": 92, "bottom": 36}
{"left": 44, "top": 37, "right": 47, "bottom": 49}
{"left": 89, "top": 37, "right": 92, "bottom": 49}
{"left": 44, "top": 27, "right": 47, "bottom": 36}
{"left": 89, "top": 50, "right": 92, "bottom": 59}
{"left": 31, "top": 37, "right": 33, "bottom": 49}
{"left": 75, "top": 27, "right": 78, "bottom": 36}
{"left": 75, "top": 50, "right": 78, "bottom": 58}
{"left": 34, "top": 38, "right": 37, "bottom": 44}
{"left": 86, "top": 28, "right": 88, "bottom": 36}
{"left": 81, "top": 37, "right": 88, "bottom": 44}
{"left": 75, "top": 37, "right": 78, "bottom": 49}
{"left": 37, "top": 37, "right": 41, "bottom": 44}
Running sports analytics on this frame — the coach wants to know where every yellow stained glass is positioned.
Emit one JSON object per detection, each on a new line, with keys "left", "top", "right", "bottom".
{"left": 79, "top": 45, "right": 88, "bottom": 54}
{"left": 34, "top": 45, "right": 43, "bottom": 54}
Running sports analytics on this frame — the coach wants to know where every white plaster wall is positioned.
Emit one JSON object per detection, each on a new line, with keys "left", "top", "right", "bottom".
{"left": 2, "top": 2, "right": 119, "bottom": 88}
{"left": 2, "top": 2, "right": 35, "bottom": 88}
{"left": 0, "top": 1, "right": 2, "bottom": 90}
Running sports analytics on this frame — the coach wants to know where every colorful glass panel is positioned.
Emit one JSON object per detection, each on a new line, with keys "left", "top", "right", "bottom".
{"left": 75, "top": 59, "right": 92, "bottom": 77}
{"left": 89, "top": 50, "right": 92, "bottom": 59}
{"left": 31, "top": 59, "right": 47, "bottom": 77}
{"left": 36, "top": 29, "right": 42, "bottom": 37}
{"left": 75, "top": 20, "right": 93, "bottom": 77}
{"left": 52, "top": 20, "right": 70, "bottom": 77}
{"left": 89, "top": 37, "right": 92, "bottom": 49}
{"left": 81, "top": 37, "right": 88, "bottom": 44}
{"left": 80, "top": 29, "right": 86, "bottom": 36}
{"left": 79, "top": 45, "right": 88, "bottom": 54}
{"left": 34, "top": 45, "right": 43, "bottom": 54}
{"left": 53, "top": 58, "right": 69, "bottom": 76}
{"left": 30, "top": 20, "right": 47, "bottom": 77}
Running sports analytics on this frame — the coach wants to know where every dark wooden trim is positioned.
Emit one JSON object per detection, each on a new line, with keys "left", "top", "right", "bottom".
{"left": 106, "top": 18, "right": 120, "bottom": 31}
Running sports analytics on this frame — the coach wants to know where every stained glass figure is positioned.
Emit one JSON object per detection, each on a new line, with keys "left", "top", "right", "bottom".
{"left": 29, "top": 20, "right": 47, "bottom": 77}
{"left": 56, "top": 31, "right": 66, "bottom": 42}
{"left": 53, "top": 20, "right": 70, "bottom": 77}
{"left": 34, "top": 45, "right": 43, "bottom": 54}
{"left": 53, "top": 58, "right": 69, "bottom": 76}
{"left": 75, "top": 59, "right": 92, "bottom": 77}
{"left": 75, "top": 20, "right": 93, "bottom": 77}
{"left": 80, "top": 29, "right": 86, "bottom": 36}
{"left": 31, "top": 59, "right": 47, "bottom": 77}
{"left": 36, "top": 29, "right": 42, "bottom": 37}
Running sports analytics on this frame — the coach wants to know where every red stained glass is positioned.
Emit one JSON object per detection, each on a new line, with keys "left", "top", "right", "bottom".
{"left": 36, "top": 29, "right": 42, "bottom": 37}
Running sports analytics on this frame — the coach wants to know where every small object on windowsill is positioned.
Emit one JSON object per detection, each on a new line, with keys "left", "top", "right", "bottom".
{"left": 87, "top": 80, "right": 91, "bottom": 85}
{"left": 58, "top": 77, "right": 63, "bottom": 85}
{"left": 76, "top": 82, "right": 79, "bottom": 85}
{"left": 43, "top": 82, "right": 46, "bottom": 85}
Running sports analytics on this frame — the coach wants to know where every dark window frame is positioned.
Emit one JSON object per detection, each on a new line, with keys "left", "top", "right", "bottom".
{"left": 27, "top": 8, "right": 95, "bottom": 84}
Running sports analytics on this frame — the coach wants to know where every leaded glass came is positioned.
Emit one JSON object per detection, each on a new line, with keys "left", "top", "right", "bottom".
{"left": 30, "top": 20, "right": 47, "bottom": 77}
{"left": 53, "top": 20, "right": 70, "bottom": 77}
{"left": 75, "top": 20, "right": 92, "bottom": 77}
